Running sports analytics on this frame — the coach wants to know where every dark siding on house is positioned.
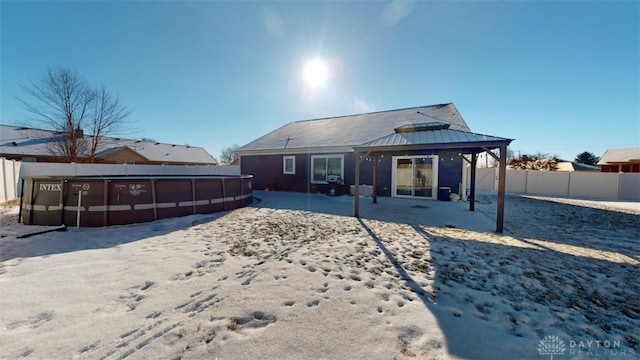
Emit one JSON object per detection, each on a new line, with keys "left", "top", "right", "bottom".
{"left": 437, "top": 154, "right": 463, "bottom": 195}
{"left": 241, "top": 152, "right": 462, "bottom": 198}
{"left": 241, "top": 154, "right": 310, "bottom": 192}
{"left": 242, "top": 153, "right": 369, "bottom": 194}
{"left": 352, "top": 156, "right": 392, "bottom": 197}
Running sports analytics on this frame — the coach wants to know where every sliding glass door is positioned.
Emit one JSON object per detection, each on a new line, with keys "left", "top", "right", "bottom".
{"left": 392, "top": 156, "right": 438, "bottom": 199}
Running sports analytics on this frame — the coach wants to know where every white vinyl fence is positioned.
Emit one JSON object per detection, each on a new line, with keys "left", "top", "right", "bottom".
{"left": 0, "top": 160, "right": 240, "bottom": 202}
{"left": 470, "top": 167, "right": 640, "bottom": 201}
{"left": 0, "top": 158, "right": 22, "bottom": 203}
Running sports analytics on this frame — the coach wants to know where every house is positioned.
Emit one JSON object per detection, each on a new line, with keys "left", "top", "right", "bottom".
{"left": 597, "top": 148, "right": 640, "bottom": 173}
{"left": 556, "top": 160, "right": 600, "bottom": 172}
{"left": 0, "top": 124, "right": 217, "bottom": 165}
{"left": 558, "top": 162, "right": 597, "bottom": 172}
{"left": 237, "top": 103, "right": 512, "bottom": 200}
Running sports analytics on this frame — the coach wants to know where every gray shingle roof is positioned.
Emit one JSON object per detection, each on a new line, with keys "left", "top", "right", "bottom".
{"left": 597, "top": 148, "right": 640, "bottom": 165}
{"left": 95, "top": 137, "right": 218, "bottom": 164}
{"left": 237, "top": 103, "right": 471, "bottom": 153}
{"left": 0, "top": 124, "right": 217, "bottom": 164}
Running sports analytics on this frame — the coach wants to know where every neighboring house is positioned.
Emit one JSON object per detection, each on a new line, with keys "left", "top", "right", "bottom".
{"left": 597, "top": 148, "right": 640, "bottom": 173}
{"left": 237, "top": 103, "right": 512, "bottom": 199}
{"left": 0, "top": 124, "right": 217, "bottom": 165}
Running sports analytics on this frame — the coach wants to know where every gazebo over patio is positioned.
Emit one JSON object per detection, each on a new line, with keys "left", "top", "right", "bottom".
{"left": 352, "top": 120, "right": 513, "bottom": 233}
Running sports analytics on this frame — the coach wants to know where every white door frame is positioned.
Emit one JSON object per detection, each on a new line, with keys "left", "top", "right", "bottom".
{"left": 391, "top": 155, "right": 439, "bottom": 199}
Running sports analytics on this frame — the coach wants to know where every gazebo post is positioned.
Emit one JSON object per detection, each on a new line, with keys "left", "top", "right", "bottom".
{"left": 372, "top": 155, "right": 378, "bottom": 204}
{"left": 354, "top": 151, "right": 361, "bottom": 217}
{"left": 496, "top": 145, "right": 507, "bottom": 233}
{"left": 469, "top": 153, "right": 477, "bottom": 212}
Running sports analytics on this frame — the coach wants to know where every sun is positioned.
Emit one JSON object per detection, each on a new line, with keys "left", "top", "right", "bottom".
{"left": 303, "top": 60, "right": 327, "bottom": 88}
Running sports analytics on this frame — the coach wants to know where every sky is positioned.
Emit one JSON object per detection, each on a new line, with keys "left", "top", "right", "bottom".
{"left": 1, "top": 1, "right": 638, "bottom": 161}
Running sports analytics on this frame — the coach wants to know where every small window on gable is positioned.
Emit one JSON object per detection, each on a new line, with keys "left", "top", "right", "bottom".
{"left": 283, "top": 156, "right": 295, "bottom": 174}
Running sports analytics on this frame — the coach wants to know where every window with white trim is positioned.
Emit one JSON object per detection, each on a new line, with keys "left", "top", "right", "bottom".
{"left": 283, "top": 156, "right": 295, "bottom": 174}
{"left": 311, "top": 155, "right": 344, "bottom": 183}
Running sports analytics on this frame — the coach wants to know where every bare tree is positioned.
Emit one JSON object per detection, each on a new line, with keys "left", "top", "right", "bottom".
{"left": 219, "top": 144, "right": 240, "bottom": 164}
{"left": 88, "top": 85, "right": 132, "bottom": 162}
{"left": 18, "top": 67, "right": 131, "bottom": 162}
{"left": 485, "top": 148, "right": 515, "bottom": 168}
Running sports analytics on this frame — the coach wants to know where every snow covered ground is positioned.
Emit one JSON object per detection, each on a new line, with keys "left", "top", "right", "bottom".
{"left": 0, "top": 191, "right": 638, "bottom": 359}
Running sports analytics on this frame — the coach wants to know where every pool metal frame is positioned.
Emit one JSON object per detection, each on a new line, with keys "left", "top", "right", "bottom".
{"left": 19, "top": 175, "right": 253, "bottom": 227}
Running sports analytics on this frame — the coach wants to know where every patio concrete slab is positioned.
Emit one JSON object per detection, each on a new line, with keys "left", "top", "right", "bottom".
{"left": 252, "top": 190, "right": 496, "bottom": 232}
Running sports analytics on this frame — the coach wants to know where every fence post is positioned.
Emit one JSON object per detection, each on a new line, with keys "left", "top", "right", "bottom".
{"left": 13, "top": 159, "right": 20, "bottom": 200}
{"left": 1, "top": 158, "right": 6, "bottom": 203}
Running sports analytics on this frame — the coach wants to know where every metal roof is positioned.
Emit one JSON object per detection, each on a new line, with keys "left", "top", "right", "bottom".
{"left": 354, "top": 128, "right": 512, "bottom": 152}
{"left": 237, "top": 103, "right": 470, "bottom": 153}
{"left": 597, "top": 148, "right": 640, "bottom": 165}
{"left": 0, "top": 124, "right": 217, "bottom": 164}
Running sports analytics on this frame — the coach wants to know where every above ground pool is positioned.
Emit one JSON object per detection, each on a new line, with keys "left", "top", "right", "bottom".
{"left": 19, "top": 175, "right": 252, "bottom": 227}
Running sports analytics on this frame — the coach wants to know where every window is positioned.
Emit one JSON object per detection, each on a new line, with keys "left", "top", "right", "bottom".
{"left": 283, "top": 156, "right": 295, "bottom": 174}
{"left": 311, "top": 155, "right": 344, "bottom": 183}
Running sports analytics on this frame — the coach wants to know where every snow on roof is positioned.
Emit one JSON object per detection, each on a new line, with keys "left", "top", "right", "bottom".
{"left": 237, "top": 103, "right": 471, "bottom": 153}
{"left": 556, "top": 161, "right": 600, "bottom": 171}
{"left": 0, "top": 126, "right": 61, "bottom": 157}
{"left": 0, "top": 124, "right": 217, "bottom": 164}
{"left": 95, "top": 137, "right": 217, "bottom": 164}
{"left": 597, "top": 148, "right": 640, "bottom": 165}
